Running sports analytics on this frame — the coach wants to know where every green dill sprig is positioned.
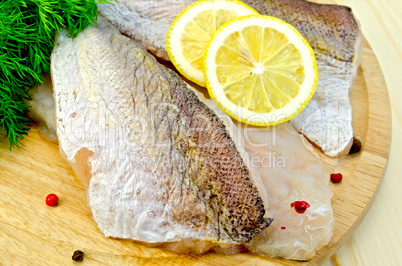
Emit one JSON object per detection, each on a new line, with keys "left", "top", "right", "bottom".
{"left": 0, "top": 0, "right": 110, "bottom": 149}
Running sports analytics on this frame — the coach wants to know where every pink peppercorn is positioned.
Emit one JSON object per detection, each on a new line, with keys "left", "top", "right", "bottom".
{"left": 46, "top": 194, "right": 59, "bottom": 206}
{"left": 291, "top": 201, "right": 310, "bottom": 214}
{"left": 330, "top": 173, "right": 343, "bottom": 183}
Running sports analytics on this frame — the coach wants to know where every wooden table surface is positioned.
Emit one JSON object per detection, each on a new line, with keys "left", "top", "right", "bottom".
{"left": 323, "top": 0, "right": 402, "bottom": 265}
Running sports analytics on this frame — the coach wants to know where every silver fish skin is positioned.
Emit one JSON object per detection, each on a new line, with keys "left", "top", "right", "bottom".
{"left": 98, "top": 0, "right": 362, "bottom": 157}
{"left": 51, "top": 14, "right": 272, "bottom": 249}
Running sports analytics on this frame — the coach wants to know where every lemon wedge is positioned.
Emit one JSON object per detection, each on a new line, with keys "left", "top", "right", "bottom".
{"left": 204, "top": 15, "right": 318, "bottom": 126}
{"left": 166, "top": 0, "right": 258, "bottom": 86}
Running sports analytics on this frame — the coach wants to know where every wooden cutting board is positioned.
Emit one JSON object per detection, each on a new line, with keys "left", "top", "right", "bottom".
{"left": 0, "top": 30, "right": 391, "bottom": 266}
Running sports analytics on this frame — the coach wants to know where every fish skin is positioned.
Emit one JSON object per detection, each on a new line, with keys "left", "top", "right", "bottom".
{"left": 51, "top": 15, "right": 271, "bottom": 245}
{"left": 98, "top": 0, "right": 359, "bottom": 63}
{"left": 98, "top": 0, "right": 361, "bottom": 157}
{"left": 243, "top": 0, "right": 359, "bottom": 63}
{"left": 98, "top": 0, "right": 193, "bottom": 60}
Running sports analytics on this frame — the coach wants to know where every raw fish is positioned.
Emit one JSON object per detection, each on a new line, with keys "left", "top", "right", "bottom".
{"left": 29, "top": 8, "right": 336, "bottom": 260}
{"left": 202, "top": 96, "right": 335, "bottom": 260}
{"left": 25, "top": 76, "right": 57, "bottom": 141}
{"left": 30, "top": 79, "right": 335, "bottom": 260}
{"left": 50, "top": 14, "right": 271, "bottom": 252}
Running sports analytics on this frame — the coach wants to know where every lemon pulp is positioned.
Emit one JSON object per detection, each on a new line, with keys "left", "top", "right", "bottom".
{"left": 166, "top": 0, "right": 258, "bottom": 86}
{"left": 180, "top": 10, "right": 238, "bottom": 72}
{"left": 204, "top": 15, "right": 318, "bottom": 126}
{"left": 216, "top": 26, "right": 305, "bottom": 113}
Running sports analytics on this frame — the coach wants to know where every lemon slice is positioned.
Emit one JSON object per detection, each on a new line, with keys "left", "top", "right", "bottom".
{"left": 166, "top": 0, "right": 258, "bottom": 87}
{"left": 204, "top": 15, "right": 318, "bottom": 126}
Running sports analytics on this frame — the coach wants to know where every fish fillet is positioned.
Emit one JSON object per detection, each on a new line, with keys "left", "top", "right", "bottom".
{"left": 98, "top": 0, "right": 194, "bottom": 60}
{"left": 98, "top": 0, "right": 362, "bottom": 157}
{"left": 29, "top": 78, "right": 335, "bottom": 260}
{"left": 243, "top": 125, "right": 335, "bottom": 260}
{"left": 51, "top": 15, "right": 272, "bottom": 250}
{"left": 30, "top": 75, "right": 335, "bottom": 260}
{"left": 25, "top": 76, "right": 58, "bottom": 141}
{"left": 242, "top": 124, "right": 335, "bottom": 260}
{"left": 202, "top": 96, "right": 335, "bottom": 260}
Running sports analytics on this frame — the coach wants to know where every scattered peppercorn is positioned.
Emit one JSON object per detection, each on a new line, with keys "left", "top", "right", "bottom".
{"left": 330, "top": 173, "right": 343, "bottom": 183}
{"left": 349, "top": 136, "right": 362, "bottom": 154}
{"left": 291, "top": 201, "right": 310, "bottom": 214}
{"left": 45, "top": 194, "right": 59, "bottom": 206}
{"left": 281, "top": 226, "right": 286, "bottom": 230}
{"left": 72, "top": 250, "right": 84, "bottom": 262}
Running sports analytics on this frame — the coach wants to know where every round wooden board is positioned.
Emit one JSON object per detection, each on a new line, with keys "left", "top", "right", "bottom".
{"left": 0, "top": 40, "right": 391, "bottom": 266}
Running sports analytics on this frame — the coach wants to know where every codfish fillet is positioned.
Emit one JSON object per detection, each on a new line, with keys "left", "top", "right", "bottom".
{"left": 51, "top": 15, "right": 272, "bottom": 250}
{"left": 98, "top": 0, "right": 362, "bottom": 157}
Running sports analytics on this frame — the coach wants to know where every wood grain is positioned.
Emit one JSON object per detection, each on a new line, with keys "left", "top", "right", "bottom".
{"left": 0, "top": 4, "right": 392, "bottom": 266}
{"left": 328, "top": 0, "right": 402, "bottom": 264}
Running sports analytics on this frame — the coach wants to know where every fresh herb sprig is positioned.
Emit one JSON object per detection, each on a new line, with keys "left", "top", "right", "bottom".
{"left": 0, "top": 0, "right": 110, "bottom": 149}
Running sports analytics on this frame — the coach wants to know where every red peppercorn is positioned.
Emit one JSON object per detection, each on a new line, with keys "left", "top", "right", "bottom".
{"left": 330, "top": 173, "right": 343, "bottom": 183}
{"left": 281, "top": 226, "right": 286, "bottom": 230}
{"left": 291, "top": 201, "right": 310, "bottom": 214}
{"left": 46, "top": 194, "right": 59, "bottom": 206}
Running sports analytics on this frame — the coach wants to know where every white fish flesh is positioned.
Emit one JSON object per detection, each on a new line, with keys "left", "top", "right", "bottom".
{"left": 25, "top": 76, "right": 58, "bottom": 141}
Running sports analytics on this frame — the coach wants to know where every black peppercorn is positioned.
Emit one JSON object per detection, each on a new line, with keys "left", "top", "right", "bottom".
{"left": 72, "top": 250, "right": 84, "bottom": 262}
{"left": 349, "top": 136, "right": 362, "bottom": 154}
